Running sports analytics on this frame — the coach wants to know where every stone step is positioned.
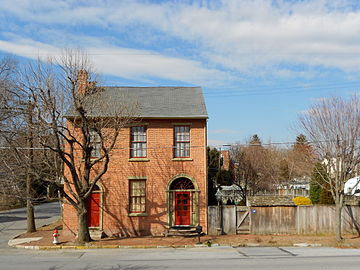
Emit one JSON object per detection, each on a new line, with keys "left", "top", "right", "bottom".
{"left": 167, "top": 232, "right": 199, "bottom": 237}
{"left": 167, "top": 227, "right": 200, "bottom": 237}
{"left": 89, "top": 230, "right": 106, "bottom": 240}
{"left": 169, "top": 228, "right": 197, "bottom": 233}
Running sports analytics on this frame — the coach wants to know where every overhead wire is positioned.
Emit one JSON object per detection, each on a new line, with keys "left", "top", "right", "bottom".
{"left": 1, "top": 138, "right": 358, "bottom": 151}
{"left": 203, "top": 83, "right": 360, "bottom": 98}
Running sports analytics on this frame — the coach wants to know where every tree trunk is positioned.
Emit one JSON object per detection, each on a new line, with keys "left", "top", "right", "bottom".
{"left": 26, "top": 190, "right": 36, "bottom": 233}
{"left": 75, "top": 200, "right": 91, "bottom": 244}
{"left": 335, "top": 201, "right": 343, "bottom": 242}
{"left": 26, "top": 100, "right": 36, "bottom": 233}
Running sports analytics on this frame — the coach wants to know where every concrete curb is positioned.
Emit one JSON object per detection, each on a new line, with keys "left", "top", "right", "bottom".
{"left": 7, "top": 234, "right": 22, "bottom": 247}
{"left": 10, "top": 240, "right": 331, "bottom": 250}
{"left": 7, "top": 219, "right": 59, "bottom": 247}
{"left": 8, "top": 237, "right": 43, "bottom": 246}
{"left": 293, "top": 243, "right": 323, "bottom": 247}
{"left": 12, "top": 243, "right": 214, "bottom": 250}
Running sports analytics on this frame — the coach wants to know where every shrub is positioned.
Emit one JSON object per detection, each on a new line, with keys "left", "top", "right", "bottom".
{"left": 293, "top": 196, "right": 312, "bottom": 205}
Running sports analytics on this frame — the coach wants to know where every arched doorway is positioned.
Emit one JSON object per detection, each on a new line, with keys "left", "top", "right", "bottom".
{"left": 168, "top": 176, "right": 199, "bottom": 227}
{"left": 86, "top": 184, "right": 102, "bottom": 228}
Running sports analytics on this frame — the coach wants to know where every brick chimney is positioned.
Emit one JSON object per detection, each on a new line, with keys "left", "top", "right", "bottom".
{"left": 220, "top": 150, "right": 230, "bottom": 170}
{"left": 77, "top": 70, "right": 88, "bottom": 96}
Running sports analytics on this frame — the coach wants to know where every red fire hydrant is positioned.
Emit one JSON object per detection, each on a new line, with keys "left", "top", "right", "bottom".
{"left": 52, "top": 229, "right": 60, "bottom": 245}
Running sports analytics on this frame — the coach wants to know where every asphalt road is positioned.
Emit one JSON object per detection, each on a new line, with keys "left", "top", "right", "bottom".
{"left": 1, "top": 246, "right": 360, "bottom": 270}
{"left": 0, "top": 202, "right": 61, "bottom": 248}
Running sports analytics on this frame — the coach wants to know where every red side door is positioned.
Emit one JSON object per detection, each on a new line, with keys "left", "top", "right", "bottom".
{"left": 86, "top": 193, "right": 100, "bottom": 227}
{"left": 175, "top": 192, "right": 190, "bottom": 226}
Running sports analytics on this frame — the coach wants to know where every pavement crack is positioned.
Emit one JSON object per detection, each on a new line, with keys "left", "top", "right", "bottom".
{"left": 278, "top": 247, "right": 297, "bottom": 256}
{"left": 234, "top": 248, "right": 249, "bottom": 257}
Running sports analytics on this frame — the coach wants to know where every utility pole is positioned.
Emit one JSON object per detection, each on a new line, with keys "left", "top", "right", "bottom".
{"left": 26, "top": 98, "right": 36, "bottom": 233}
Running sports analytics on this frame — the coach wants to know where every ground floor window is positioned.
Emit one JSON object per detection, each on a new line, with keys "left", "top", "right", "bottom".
{"left": 129, "top": 180, "right": 146, "bottom": 213}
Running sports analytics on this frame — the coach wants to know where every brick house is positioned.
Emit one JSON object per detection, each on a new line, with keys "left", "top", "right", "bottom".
{"left": 62, "top": 82, "right": 208, "bottom": 237}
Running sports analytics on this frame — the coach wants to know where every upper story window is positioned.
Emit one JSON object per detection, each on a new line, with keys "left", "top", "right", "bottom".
{"left": 89, "top": 129, "right": 101, "bottom": 158}
{"left": 174, "top": 126, "right": 190, "bottom": 158}
{"left": 130, "top": 126, "right": 147, "bottom": 158}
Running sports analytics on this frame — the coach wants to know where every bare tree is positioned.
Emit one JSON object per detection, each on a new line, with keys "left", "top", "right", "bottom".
{"left": 0, "top": 55, "right": 62, "bottom": 231}
{"left": 0, "top": 55, "right": 18, "bottom": 129}
{"left": 0, "top": 55, "right": 22, "bottom": 210}
{"left": 18, "top": 50, "right": 138, "bottom": 243}
{"left": 276, "top": 135, "right": 315, "bottom": 184}
{"left": 230, "top": 137, "right": 281, "bottom": 201}
{"left": 299, "top": 95, "right": 360, "bottom": 241}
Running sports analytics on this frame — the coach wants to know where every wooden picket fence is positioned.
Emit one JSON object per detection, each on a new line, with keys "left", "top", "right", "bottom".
{"left": 208, "top": 205, "right": 360, "bottom": 235}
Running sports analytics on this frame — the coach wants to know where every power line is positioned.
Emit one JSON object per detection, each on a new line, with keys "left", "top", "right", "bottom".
{"left": 203, "top": 84, "right": 360, "bottom": 98}
{"left": 203, "top": 81, "right": 360, "bottom": 93}
{"left": 1, "top": 138, "right": 358, "bottom": 151}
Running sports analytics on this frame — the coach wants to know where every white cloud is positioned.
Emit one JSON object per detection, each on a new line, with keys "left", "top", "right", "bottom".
{"left": 207, "top": 139, "right": 230, "bottom": 147}
{"left": 210, "top": 129, "right": 241, "bottom": 135}
{"left": 2, "top": 0, "right": 360, "bottom": 77}
{"left": 0, "top": 39, "right": 228, "bottom": 86}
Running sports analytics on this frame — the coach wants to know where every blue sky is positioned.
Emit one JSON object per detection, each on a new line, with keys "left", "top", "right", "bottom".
{"left": 1, "top": 0, "right": 360, "bottom": 146}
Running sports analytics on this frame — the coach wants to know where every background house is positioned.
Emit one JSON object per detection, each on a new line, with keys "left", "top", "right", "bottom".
{"left": 345, "top": 176, "right": 360, "bottom": 196}
{"left": 63, "top": 84, "right": 208, "bottom": 237}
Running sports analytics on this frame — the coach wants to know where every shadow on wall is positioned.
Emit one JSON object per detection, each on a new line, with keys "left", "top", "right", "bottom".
{"left": 100, "top": 141, "right": 198, "bottom": 237}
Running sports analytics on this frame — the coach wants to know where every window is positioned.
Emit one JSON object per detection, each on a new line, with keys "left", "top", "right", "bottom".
{"left": 89, "top": 129, "right": 101, "bottom": 158}
{"left": 174, "top": 126, "right": 190, "bottom": 157}
{"left": 130, "top": 126, "right": 147, "bottom": 158}
{"left": 129, "top": 180, "right": 146, "bottom": 213}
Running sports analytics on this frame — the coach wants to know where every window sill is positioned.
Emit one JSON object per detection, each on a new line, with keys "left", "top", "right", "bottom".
{"left": 90, "top": 157, "right": 103, "bottom": 161}
{"left": 128, "top": 158, "right": 150, "bottom": 162}
{"left": 172, "top": 158, "right": 193, "bottom": 161}
{"left": 128, "top": 213, "right": 148, "bottom": 217}
{"left": 81, "top": 158, "right": 103, "bottom": 163}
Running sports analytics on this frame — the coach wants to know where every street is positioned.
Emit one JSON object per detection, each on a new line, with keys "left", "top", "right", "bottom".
{"left": 1, "top": 203, "right": 360, "bottom": 269}
{"left": 1, "top": 246, "right": 360, "bottom": 270}
{"left": 0, "top": 202, "right": 61, "bottom": 248}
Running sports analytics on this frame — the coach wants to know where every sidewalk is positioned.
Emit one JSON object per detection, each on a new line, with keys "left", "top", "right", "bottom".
{"left": 9, "top": 219, "right": 360, "bottom": 250}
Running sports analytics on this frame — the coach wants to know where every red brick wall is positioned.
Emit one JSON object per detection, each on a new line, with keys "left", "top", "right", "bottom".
{"left": 63, "top": 119, "right": 208, "bottom": 237}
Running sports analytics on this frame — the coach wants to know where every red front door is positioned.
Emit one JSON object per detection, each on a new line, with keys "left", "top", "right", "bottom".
{"left": 86, "top": 193, "right": 100, "bottom": 227}
{"left": 175, "top": 192, "right": 191, "bottom": 226}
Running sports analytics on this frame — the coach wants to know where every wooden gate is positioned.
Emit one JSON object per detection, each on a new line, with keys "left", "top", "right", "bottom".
{"left": 208, "top": 206, "right": 251, "bottom": 235}
{"left": 236, "top": 206, "right": 250, "bottom": 234}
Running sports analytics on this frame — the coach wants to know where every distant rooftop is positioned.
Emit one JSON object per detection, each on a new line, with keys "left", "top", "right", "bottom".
{"left": 66, "top": 86, "right": 208, "bottom": 119}
{"left": 247, "top": 196, "right": 296, "bottom": 207}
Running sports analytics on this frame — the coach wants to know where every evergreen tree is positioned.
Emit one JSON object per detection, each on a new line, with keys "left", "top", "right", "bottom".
{"left": 295, "top": 134, "right": 308, "bottom": 145}
{"left": 310, "top": 162, "right": 334, "bottom": 204}
{"left": 309, "top": 177, "right": 321, "bottom": 204}
{"left": 215, "top": 170, "right": 233, "bottom": 186}
{"left": 319, "top": 185, "right": 335, "bottom": 204}
{"left": 279, "top": 159, "right": 290, "bottom": 181}
{"left": 207, "top": 147, "right": 220, "bottom": 205}
{"left": 249, "top": 134, "right": 261, "bottom": 145}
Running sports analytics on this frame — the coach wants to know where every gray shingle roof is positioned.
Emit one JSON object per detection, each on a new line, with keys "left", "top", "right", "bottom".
{"left": 66, "top": 86, "right": 208, "bottom": 119}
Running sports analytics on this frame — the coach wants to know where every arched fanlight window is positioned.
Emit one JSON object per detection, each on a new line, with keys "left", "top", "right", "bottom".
{"left": 169, "top": 177, "right": 194, "bottom": 190}
{"left": 92, "top": 184, "right": 101, "bottom": 192}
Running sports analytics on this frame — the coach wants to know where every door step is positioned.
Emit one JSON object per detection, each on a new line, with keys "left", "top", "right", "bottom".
{"left": 89, "top": 229, "right": 106, "bottom": 240}
{"left": 167, "top": 227, "right": 199, "bottom": 237}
